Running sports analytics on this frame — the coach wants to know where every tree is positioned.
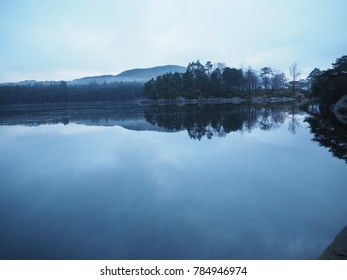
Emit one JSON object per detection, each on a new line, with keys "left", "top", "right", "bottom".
{"left": 271, "top": 70, "right": 286, "bottom": 90}
{"left": 332, "top": 55, "right": 347, "bottom": 73}
{"left": 307, "top": 68, "right": 321, "bottom": 81}
{"left": 311, "top": 55, "right": 347, "bottom": 105}
{"left": 143, "top": 78, "right": 156, "bottom": 99}
{"left": 182, "top": 70, "right": 194, "bottom": 96}
{"left": 213, "top": 62, "right": 226, "bottom": 73}
{"left": 244, "top": 66, "right": 259, "bottom": 93}
{"left": 289, "top": 63, "right": 301, "bottom": 93}
{"left": 209, "top": 68, "right": 223, "bottom": 96}
{"left": 260, "top": 67, "right": 273, "bottom": 90}
{"left": 223, "top": 67, "right": 243, "bottom": 93}
{"left": 186, "top": 60, "right": 208, "bottom": 95}
{"left": 205, "top": 61, "right": 213, "bottom": 76}
{"left": 172, "top": 72, "right": 183, "bottom": 93}
{"left": 307, "top": 68, "right": 321, "bottom": 91}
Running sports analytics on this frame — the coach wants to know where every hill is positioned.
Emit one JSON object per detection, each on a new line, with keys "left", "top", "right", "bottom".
{"left": 70, "top": 65, "right": 186, "bottom": 85}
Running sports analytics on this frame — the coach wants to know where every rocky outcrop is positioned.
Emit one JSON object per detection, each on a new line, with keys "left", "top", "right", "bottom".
{"left": 332, "top": 95, "right": 347, "bottom": 123}
{"left": 320, "top": 226, "right": 347, "bottom": 260}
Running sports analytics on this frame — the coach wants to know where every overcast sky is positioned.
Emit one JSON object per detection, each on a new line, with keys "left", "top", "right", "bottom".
{"left": 1, "top": 0, "right": 346, "bottom": 82}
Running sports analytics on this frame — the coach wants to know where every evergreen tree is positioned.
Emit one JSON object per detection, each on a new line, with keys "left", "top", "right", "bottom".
{"left": 260, "top": 67, "right": 273, "bottom": 90}
{"left": 312, "top": 55, "right": 347, "bottom": 105}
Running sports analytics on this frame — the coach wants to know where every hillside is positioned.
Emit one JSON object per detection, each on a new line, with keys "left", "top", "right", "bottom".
{"left": 70, "top": 65, "right": 186, "bottom": 85}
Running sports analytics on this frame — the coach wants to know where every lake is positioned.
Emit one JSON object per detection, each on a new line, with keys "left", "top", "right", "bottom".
{"left": 0, "top": 103, "right": 346, "bottom": 260}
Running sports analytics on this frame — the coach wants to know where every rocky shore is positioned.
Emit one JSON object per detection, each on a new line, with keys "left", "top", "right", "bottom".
{"left": 320, "top": 226, "right": 347, "bottom": 260}
{"left": 137, "top": 96, "right": 309, "bottom": 106}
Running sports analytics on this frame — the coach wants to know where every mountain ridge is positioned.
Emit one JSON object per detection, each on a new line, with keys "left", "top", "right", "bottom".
{"left": 1, "top": 65, "right": 186, "bottom": 86}
{"left": 71, "top": 65, "right": 186, "bottom": 85}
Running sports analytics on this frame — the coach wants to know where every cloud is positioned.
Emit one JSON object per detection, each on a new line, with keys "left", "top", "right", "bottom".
{"left": 0, "top": 0, "right": 346, "bottom": 82}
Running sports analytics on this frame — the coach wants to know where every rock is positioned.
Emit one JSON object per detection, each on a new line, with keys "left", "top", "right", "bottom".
{"left": 320, "top": 226, "right": 347, "bottom": 260}
{"left": 332, "top": 95, "right": 347, "bottom": 123}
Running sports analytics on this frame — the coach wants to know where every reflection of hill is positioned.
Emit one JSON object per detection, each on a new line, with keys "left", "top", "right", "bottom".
{"left": 0, "top": 103, "right": 163, "bottom": 131}
{"left": 145, "top": 104, "right": 299, "bottom": 140}
{"left": 305, "top": 111, "right": 347, "bottom": 163}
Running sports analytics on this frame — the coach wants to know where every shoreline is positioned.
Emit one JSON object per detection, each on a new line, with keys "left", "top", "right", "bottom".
{"left": 137, "top": 96, "right": 316, "bottom": 106}
{"left": 0, "top": 97, "right": 318, "bottom": 110}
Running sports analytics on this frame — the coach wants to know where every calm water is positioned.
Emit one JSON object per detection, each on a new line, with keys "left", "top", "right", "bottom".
{"left": 0, "top": 104, "right": 346, "bottom": 260}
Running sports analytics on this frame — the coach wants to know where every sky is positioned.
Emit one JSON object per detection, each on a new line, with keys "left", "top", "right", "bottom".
{"left": 0, "top": 0, "right": 346, "bottom": 83}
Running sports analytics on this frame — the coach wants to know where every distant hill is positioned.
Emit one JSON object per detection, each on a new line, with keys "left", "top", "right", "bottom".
{"left": 0, "top": 65, "right": 186, "bottom": 87}
{"left": 70, "top": 65, "right": 186, "bottom": 85}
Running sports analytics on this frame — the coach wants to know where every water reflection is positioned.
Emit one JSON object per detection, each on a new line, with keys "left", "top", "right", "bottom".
{"left": 145, "top": 104, "right": 302, "bottom": 140}
{"left": 145, "top": 104, "right": 347, "bottom": 163}
{"left": 1, "top": 103, "right": 347, "bottom": 163}
{"left": 0, "top": 103, "right": 347, "bottom": 260}
{"left": 0, "top": 104, "right": 147, "bottom": 127}
{"left": 305, "top": 108, "right": 347, "bottom": 163}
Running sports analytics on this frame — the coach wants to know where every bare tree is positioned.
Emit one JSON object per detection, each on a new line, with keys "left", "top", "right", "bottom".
{"left": 244, "top": 66, "right": 259, "bottom": 92}
{"left": 288, "top": 105, "right": 300, "bottom": 135}
{"left": 289, "top": 63, "right": 301, "bottom": 93}
{"left": 272, "top": 70, "right": 286, "bottom": 90}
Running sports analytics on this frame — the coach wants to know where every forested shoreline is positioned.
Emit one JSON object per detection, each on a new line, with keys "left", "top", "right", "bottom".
{"left": 143, "top": 61, "right": 292, "bottom": 99}
{"left": 0, "top": 55, "right": 346, "bottom": 106}
{"left": 0, "top": 81, "right": 143, "bottom": 105}
{"left": 143, "top": 56, "right": 347, "bottom": 108}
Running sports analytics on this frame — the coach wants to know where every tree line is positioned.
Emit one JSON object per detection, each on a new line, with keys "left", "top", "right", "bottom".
{"left": 143, "top": 60, "right": 291, "bottom": 99}
{"left": 0, "top": 81, "right": 143, "bottom": 105}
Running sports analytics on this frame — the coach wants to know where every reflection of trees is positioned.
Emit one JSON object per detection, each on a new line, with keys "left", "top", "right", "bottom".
{"left": 305, "top": 111, "right": 347, "bottom": 163}
{"left": 259, "top": 107, "right": 273, "bottom": 130}
{"left": 244, "top": 107, "right": 258, "bottom": 132}
{"left": 2, "top": 103, "right": 319, "bottom": 143}
{"left": 288, "top": 105, "right": 300, "bottom": 135}
{"left": 145, "top": 104, "right": 301, "bottom": 140}
{"left": 145, "top": 105, "right": 243, "bottom": 140}
{"left": 270, "top": 106, "right": 286, "bottom": 128}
